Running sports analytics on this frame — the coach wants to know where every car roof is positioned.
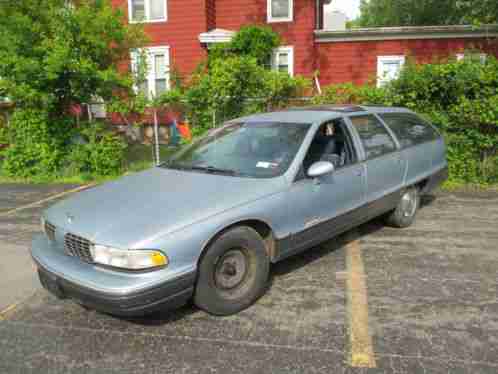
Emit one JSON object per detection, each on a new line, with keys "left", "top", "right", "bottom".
{"left": 234, "top": 105, "right": 411, "bottom": 124}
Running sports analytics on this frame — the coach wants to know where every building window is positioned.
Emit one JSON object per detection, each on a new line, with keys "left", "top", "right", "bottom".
{"left": 272, "top": 46, "right": 294, "bottom": 76}
{"left": 456, "top": 53, "right": 487, "bottom": 64}
{"left": 267, "top": 0, "right": 293, "bottom": 23}
{"left": 377, "top": 56, "right": 406, "bottom": 87}
{"left": 128, "top": 0, "right": 167, "bottom": 23}
{"left": 131, "top": 46, "right": 170, "bottom": 98}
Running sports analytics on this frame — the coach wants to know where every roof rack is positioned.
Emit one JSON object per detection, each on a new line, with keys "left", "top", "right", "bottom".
{"left": 284, "top": 105, "right": 366, "bottom": 113}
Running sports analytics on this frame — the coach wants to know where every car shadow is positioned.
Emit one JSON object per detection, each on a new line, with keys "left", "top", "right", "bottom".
{"left": 127, "top": 194, "right": 439, "bottom": 326}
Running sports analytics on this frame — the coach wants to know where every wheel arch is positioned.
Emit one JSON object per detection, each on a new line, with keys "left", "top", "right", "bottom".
{"left": 198, "top": 219, "right": 277, "bottom": 267}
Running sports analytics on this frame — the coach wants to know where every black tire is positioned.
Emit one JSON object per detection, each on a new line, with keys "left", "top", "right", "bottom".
{"left": 386, "top": 187, "right": 420, "bottom": 228}
{"left": 194, "top": 226, "right": 270, "bottom": 316}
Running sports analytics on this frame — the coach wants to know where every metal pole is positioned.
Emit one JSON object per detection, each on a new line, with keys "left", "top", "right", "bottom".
{"left": 212, "top": 107, "right": 216, "bottom": 129}
{"left": 153, "top": 108, "right": 160, "bottom": 165}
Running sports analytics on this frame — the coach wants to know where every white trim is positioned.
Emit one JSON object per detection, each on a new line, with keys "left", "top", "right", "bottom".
{"left": 267, "top": 0, "right": 293, "bottom": 23}
{"left": 272, "top": 46, "right": 294, "bottom": 76}
{"left": 128, "top": 0, "right": 168, "bottom": 24}
{"left": 315, "top": 24, "right": 498, "bottom": 43}
{"left": 457, "top": 52, "right": 487, "bottom": 63}
{"left": 199, "top": 29, "right": 236, "bottom": 44}
{"left": 377, "top": 55, "right": 405, "bottom": 87}
{"left": 130, "top": 46, "right": 170, "bottom": 99}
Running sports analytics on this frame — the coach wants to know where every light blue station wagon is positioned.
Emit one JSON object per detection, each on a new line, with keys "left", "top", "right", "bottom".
{"left": 32, "top": 105, "right": 448, "bottom": 316}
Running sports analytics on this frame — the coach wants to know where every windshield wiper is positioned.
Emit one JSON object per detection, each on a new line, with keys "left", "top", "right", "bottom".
{"left": 190, "top": 165, "right": 239, "bottom": 176}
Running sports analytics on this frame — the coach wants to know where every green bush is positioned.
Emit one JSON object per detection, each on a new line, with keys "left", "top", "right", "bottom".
{"left": 312, "top": 83, "right": 390, "bottom": 106}
{"left": 389, "top": 57, "right": 498, "bottom": 184}
{"left": 208, "top": 26, "right": 280, "bottom": 66}
{"left": 2, "top": 109, "right": 70, "bottom": 178}
{"left": 0, "top": 114, "right": 8, "bottom": 145}
{"left": 315, "top": 57, "right": 498, "bottom": 186}
{"left": 64, "top": 122, "right": 126, "bottom": 177}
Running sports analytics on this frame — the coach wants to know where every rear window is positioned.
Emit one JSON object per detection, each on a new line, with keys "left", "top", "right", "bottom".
{"left": 380, "top": 113, "right": 439, "bottom": 149}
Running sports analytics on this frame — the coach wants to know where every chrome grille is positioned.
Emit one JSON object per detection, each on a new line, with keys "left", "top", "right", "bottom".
{"left": 44, "top": 221, "right": 56, "bottom": 242}
{"left": 64, "top": 233, "right": 94, "bottom": 263}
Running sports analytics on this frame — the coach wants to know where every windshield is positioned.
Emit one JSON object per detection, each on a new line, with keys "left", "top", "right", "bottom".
{"left": 162, "top": 122, "right": 311, "bottom": 178}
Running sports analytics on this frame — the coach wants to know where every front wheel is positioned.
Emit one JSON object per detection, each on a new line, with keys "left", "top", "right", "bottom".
{"left": 194, "top": 226, "right": 270, "bottom": 316}
{"left": 385, "top": 187, "right": 420, "bottom": 228}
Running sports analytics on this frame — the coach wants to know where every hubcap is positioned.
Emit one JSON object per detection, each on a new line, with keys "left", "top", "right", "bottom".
{"left": 400, "top": 190, "right": 417, "bottom": 218}
{"left": 214, "top": 249, "right": 248, "bottom": 290}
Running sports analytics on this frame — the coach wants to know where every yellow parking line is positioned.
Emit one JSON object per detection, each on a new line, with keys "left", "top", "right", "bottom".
{"left": 345, "top": 237, "right": 376, "bottom": 368}
{"left": 0, "top": 184, "right": 94, "bottom": 217}
{"left": 0, "top": 291, "right": 37, "bottom": 321}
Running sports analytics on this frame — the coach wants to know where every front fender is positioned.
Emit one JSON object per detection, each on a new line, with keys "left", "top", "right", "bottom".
{"left": 143, "top": 191, "right": 290, "bottom": 270}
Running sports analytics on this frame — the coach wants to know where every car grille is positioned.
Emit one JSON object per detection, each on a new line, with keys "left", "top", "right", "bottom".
{"left": 64, "top": 233, "right": 94, "bottom": 263}
{"left": 44, "top": 221, "right": 56, "bottom": 242}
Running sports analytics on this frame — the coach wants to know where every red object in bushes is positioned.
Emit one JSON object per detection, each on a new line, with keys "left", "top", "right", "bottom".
{"left": 177, "top": 122, "right": 192, "bottom": 141}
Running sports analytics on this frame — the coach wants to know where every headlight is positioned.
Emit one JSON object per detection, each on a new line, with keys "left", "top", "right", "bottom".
{"left": 91, "top": 245, "right": 168, "bottom": 270}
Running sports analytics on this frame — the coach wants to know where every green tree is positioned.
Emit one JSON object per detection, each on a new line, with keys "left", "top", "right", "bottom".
{"left": 157, "top": 25, "right": 308, "bottom": 134}
{"left": 358, "top": 0, "right": 498, "bottom": 27}
{"left": 0, "top": 0, "right": 146, "bottom": 116}
{"left": 0, "top": 0, "right": 144, "bottom": 179}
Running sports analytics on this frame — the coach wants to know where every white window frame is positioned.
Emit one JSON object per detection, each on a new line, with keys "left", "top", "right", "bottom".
{"left": 272, "top": 46, "right": 294, "bottom": 76}
{"left": 267, "top": 0, "right": 293, "bottom": 23}
{"left": 377, "top": 55, "right": 406, "bottom": 87}
{"left": 130, "top": 46, "right": 170, "bottom": 99}
{"left": 456, "top": 53, "right": 487, "bottom": 64}
{"left": 128, "top": 0, "right": 168, "bottom": 23}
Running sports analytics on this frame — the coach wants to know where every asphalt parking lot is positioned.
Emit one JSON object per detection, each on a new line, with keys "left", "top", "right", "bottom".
{"left": 1, "top": 184, "right": 497, "bottom": 373}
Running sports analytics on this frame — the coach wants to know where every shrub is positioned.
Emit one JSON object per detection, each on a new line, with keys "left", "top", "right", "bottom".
{"left": 0, "top": 114, "right": 8, "bottom": 145}
{"left": 312, "top": 83, "right": 390, "bottom": 106}
{"left": 389, "top": 57, "right": 498, "bottom": 184}
{"left": 2, "top": 109, "right": 70, "bottom": 178}
{"left": 316, "top": 57, "right": 498, "bottom": 185}
{"left": 208, "top": 26, "right": 280, "bottom": 66}
{"left": 64, "top": 122, "right": 126, "bottom": 176}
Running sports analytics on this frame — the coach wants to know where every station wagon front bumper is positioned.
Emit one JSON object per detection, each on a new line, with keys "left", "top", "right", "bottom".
{"left": 31, "top": 234, "right": 196, "bottom": 317}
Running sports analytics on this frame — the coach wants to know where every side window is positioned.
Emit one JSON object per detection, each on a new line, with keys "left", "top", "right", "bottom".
{"left": 300, "top": 118, "right": 357, "bottom": 178}
{"left": 350, "top": 115, "right": 397, "bottom": 160}
{"left": 380, "top": 113, "right": 439, "bottom": 149}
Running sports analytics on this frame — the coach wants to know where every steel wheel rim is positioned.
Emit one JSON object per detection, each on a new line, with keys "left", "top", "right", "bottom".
{"left": 400, "top": 190, "right": 417, "bottom": 218}
{"left": 214, "top": 249, "right": 248, "bottom": 290}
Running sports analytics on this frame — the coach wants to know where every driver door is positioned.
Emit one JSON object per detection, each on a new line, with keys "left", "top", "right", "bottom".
{"left": 283, "top": 119, "right": 366, "bottom": 256}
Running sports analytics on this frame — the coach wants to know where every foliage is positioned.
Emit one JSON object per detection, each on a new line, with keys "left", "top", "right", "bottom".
{"left": 180, "top": 25, "right": 308, "bottom": 133}
{"left": 312, "top": 83, "right": 390, "bottom": 106}
{"left": 0, "top": 0, "right": 146, "bottom": 115}
{"left": 358, "top": 0, "right": 498, "bottom": 27}
{"left": 2, "top": 109, "right": 71, "bottom": 177}
{"left": 208, "top": 26, "right": 280, "bottom": 66}
{"left": 314, "top": 56, "right": 498, "bottom": 185}
{"left": 64, "top": 122, "right": 126, "bottom": 177}
{"left": 0, "top": 114, "right": 8, "bottom": 145}
{"left": 185, "top": 56, "right": 309, "bottom": 132}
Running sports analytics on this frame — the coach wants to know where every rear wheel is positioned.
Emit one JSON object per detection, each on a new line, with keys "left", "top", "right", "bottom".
{"left": 194, "top": 226, "right": 270, "bottom": 316}
{"left": 386, "top": 187, "right": 420, "bottom": 228}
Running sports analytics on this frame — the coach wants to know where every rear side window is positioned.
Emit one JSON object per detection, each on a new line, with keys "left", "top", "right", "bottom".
{"left": 350, "top": 115, "right": 397, "bottom": 160}
{"left": 380, "top": 113, "right": 439, "bottom": 149}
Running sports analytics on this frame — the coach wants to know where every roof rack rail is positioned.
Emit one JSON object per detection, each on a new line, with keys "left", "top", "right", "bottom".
{"left": 284, "top": 105, "right": 366, "bottom": 113}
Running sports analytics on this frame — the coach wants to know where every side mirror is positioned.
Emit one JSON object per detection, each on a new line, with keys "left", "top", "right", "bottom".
{"left": 308, "top": 161, "right": 335, "bottom": 179}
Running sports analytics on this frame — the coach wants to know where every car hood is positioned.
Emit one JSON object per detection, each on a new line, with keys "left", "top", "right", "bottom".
{"left": 45, "top": 168, "right": 284, "bottom": 249}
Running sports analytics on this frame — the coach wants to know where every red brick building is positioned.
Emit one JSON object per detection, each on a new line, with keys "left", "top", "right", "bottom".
{"left": 110, "top": 0, "right": 498, "bottom": 96}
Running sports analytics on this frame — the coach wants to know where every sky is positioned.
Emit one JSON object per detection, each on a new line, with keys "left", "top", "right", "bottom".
{"left": 325, "top": 0, "right": 361, "bottom": 20}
